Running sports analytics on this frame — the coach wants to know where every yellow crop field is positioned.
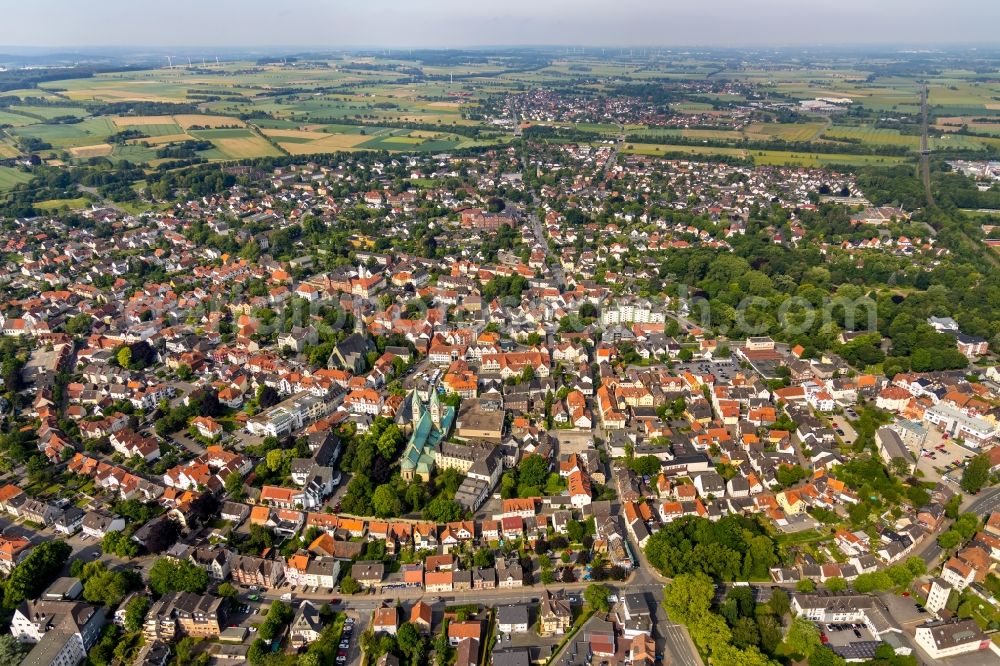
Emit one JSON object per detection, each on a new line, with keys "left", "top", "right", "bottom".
{"left": 69, "top": 144, "right": 114, "bottom": 158}
{"left": 111, "top": 115, "right": 176, "bottom": 127}
{"left": 135, "top": 133, "right": 195, "bottom": 145}
{"left": 262, "top": 129, "right": 328, "bottom": 141}
{"left": 174, "top": 114, "right": 246, "bottom": 130}
{"left": 211, "top": 136, "right": 281, "bottom": 159}
{"left": 278, "top": 133, "right": 372, "bottom": 155}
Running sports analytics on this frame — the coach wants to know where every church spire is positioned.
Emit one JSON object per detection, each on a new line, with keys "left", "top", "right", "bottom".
{"left": 429, "top": 389, "right": 442, "bottom": 429}
{"left": 411, "top": 389, "right": 424, "bottom": 421}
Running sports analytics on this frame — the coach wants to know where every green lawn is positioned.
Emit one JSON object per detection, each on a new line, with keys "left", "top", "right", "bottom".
{"left": 773, "top": 529, "right": 830, "bottom": 546}
{"left": 34, "top": 197, "right": 90, "bottom": 210}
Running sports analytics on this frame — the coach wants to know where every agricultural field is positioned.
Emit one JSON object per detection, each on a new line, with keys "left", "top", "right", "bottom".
{"left": 7, "top": 105, "right": 89, "bottom": 120}
{"left": 262, "top": 124, "right": 480, "bottom": 155}
{"left": 622, "top": 142, "right": 907, "bottom": 168}
{"left": 0, "top": 142, "right": 20, "bottom": 158}
{"left": 10, "top": 117, "right": 116, "bottom": 148}
{"left": 68, "top": 144, "right": 113, "bottom": 158}
{"left": 935, "top": 116, "right": 1000, "bottom": 136}
{"left": 0, "top": 166, "right": 34, "bottom": 192}
{"left": 0, "top": 109, "right": 40, "bottom": 126}
{"left": 822, "top": 125, "right": 920, "bottom": 148}
{"left": 1, "top": 53, "right": 992, "bottom": 168}
{"left": 40, "top": 76, "right": 194, "bottom": 103}
{"left": 745, "top": 121, "right": 828, "bottom": 142}
{"left": 111, "top": 117, "right": 184, "bottom": 137}
{"left": 110, "top": 144, "right": 161, "bottom": 163}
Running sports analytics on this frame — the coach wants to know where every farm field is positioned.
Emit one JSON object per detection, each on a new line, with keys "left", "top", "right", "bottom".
{"left": 0, "top": 166, "right": 34, "bottom": 192}
{"left": 68, "top": 144, "right": 114, "bottom": 158}
{"left": 822, "top": 126, "right": 920, "bottom": 148}
{"left": 0, "top": 109, "right": 40, "bottom": 126}
{"left": 10, "top": 117, "right": 116, "bottom": 148}
{"left": 622, "top": 142, "right": 907, "bottom": 167}
{"left": 188, "top": 128, "right": 280, "bottom": 158}
{"left": 261, "top": 124, "right": 479, "bottom": 155}
{"left": 0, "top": 54, "right": 990, "bottom": 168}
{"left": 112, "top": 120, "right": 184, "bottom": 137}
{"left": 110, "top": 144, "right": 161, "bottom": 163}
{"left": 8, "top": 105, "right": 89, "bottom": 120}
{"left": 40, "top": 77, "right": 193, "bottom": 102}
{"left": 745, "top": 121, "right": 828, "bottom": 141}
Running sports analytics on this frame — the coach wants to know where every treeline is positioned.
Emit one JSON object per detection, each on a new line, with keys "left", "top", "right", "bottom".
{"left": 155, "top": 139, "right": 213, "bottom": 159}
{"left": 89, "top": 101, "right": 202, "bottom": 116}
{"left": 524, "top": 125, "right": 605, "bottom": 143}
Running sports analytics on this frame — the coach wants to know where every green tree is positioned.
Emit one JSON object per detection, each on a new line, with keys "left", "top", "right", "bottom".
{"left": 785, "top": 616, "right": 822, "bottom": 658}
{"left": 423, "top": 497, "right": 463, "bottom": 523}
{"left": 584, "top": 583, "right": 612, "bottom": 613}
{"left": 225, "top": 471, "right": 245, "bottom": 500}
{"left": 825, "top": 577, "right": 847, "bottom": 592}
{"left": 396, "top": 622, "right": 426, "bottom": 665}
{"left": 662, "top": 572, "right": 714, "bottom": 625}
{"left": 0, "top": 635, "right": 29, "bottom": 666}
{"left": 731, "top": 617, "right": 761, "bottom": 650}
{"left": 768, "top": 588, "right": 790, "bottom": 618}
{"left": 937, "top": 530, "right": 962, "bottom": 550}
{"left": 117, "top": 346, "right": 132, "bottom": 369}
{"left": 148, "top": 557, "right": 209, "bottom": 595}
{"left": 82, "top": 563, "right": 139, "bottom": 606}
{"left": 4, "top": 540, "right": 71, "bottom": 609}
{"left": 688, "top": 611, "right": 731, "bottom": 655}
{"left": 372, "top": 484, "right": 403, "bottom": 518}
{"left": 123, "top": 596, "right": 150, "bottom": 633}
{"left": 340, "top": 576, "right": 361, "bottom": 595}
{"left": 808, "top": 646, "right": 847, "bottom": 666}
{"left": 795, "top": 579, "right": 816, "bottom": 593}
{"left": 217, "top": 582, "right": 239, "bottom": 599}
{"left": 518, "top": 454, "right": 550, "bottom": 489}
{"left": 961, "top": 454, "right": 990, "bottom": 494}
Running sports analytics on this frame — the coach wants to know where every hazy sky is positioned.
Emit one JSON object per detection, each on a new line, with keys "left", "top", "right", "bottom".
{"left": 4, "top": 0, "right": 999, "bottom": 49}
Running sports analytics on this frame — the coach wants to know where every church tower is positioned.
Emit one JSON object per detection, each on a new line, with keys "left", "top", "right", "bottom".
{"left": 429, "top": 389, "right": 442, "bottom": 429}
{"left": 411, "top": 389, "right": 425, "bottom": 423}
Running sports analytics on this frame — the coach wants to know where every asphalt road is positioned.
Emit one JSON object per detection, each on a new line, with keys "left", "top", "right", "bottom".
{"left": 914, "top": 487, "right": 1000, "bottom": 567}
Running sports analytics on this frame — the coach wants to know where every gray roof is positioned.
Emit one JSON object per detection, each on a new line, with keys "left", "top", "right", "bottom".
{"left": 496, "top": 604, "right": 530, "bottom": 627}
{"left": 492, "top": 648, "right": 531, "bottom": 666}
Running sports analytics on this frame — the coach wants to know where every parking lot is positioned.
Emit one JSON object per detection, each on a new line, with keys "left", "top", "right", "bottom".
{"left": 829, "top": 413, "right": 858, "bottom": 446}
{"left": 913, "top": 429, "right": 976, "bottom": 483}
{"left": 821, "top": 621, "right": 875, "bottom": 647}
{"left": 674, "top": 359, "right": 739, "bottom": 383}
